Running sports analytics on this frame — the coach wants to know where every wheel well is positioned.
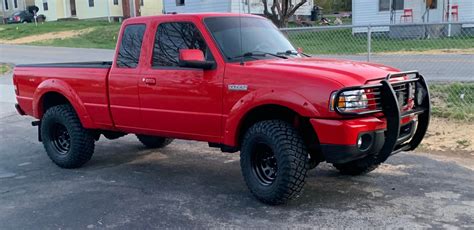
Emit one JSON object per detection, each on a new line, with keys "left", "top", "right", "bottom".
{"left": 237, "top": 105, "right": 320, "bottom": 153}
{"left": 40, "top": 92, "right": 71, "bottom": 117}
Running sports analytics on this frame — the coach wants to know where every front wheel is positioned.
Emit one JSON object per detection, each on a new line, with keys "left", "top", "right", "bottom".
{"left": 240, "top": 120, "right": 309, "bottom": 205}
{"left": 41, "top": 104, "right": 95, "bottom": 168}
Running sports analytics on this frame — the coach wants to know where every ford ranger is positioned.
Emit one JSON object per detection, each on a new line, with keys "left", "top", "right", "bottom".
{"left": 13, "top": 13, "right": 430, "bottom": 205}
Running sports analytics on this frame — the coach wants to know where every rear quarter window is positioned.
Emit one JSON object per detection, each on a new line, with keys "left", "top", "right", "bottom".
{"left": 116, "top": 24, "right": 146, "bottom": 68}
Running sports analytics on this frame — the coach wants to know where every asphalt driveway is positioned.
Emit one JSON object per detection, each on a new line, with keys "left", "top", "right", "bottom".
{"left": 1, "top": 45, "right": 473, "bottom": 228}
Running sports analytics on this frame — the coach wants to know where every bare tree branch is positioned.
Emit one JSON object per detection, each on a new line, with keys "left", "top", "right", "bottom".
{"left": 261, "top": 0, "right": 309, "bottom": 27}
{"left": 288, "top": 0, "right": 307, "bottom": 17}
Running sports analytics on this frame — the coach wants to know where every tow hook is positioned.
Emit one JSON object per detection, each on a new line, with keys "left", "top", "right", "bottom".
{"left": 32, "top": 120, "right": 42, "bottom": 142}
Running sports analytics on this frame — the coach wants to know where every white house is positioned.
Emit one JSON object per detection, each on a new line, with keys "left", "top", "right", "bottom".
{"left": 34, "top": 0, "right": 163, "bottom": 22}
{"left": 163, "top": 0, "right": 313, "bottom": 17}
{"left": 353, "top": 0, "right": 474, "bottom": 26}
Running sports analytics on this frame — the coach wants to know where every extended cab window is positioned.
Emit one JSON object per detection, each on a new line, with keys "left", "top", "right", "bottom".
{"left": 117, "top": 24, "right": 146, "bottom": 68}
{"left": 152, "top": 22, "right": 213, "bottom": 67}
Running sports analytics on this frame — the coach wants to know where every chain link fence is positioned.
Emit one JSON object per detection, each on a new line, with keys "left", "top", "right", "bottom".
{"left": 281, "top": 22, "right": 474, "bottom": 121}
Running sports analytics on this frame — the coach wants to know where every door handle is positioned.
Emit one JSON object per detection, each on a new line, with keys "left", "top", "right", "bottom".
{"left": 142, "top": 77, "right": 156, "bottom": 85}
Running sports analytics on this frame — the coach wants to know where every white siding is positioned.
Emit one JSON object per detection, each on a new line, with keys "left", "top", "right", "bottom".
{"left": 353, "top": 0, "right": 474, "bottom": 28}
{"left": 458, "top": 0, "right": 474, "bottom": 22}
{"left": 163, "top": 0, "right": 312, "bottom": 15}
{"left": 230, "top": 0, "right": 313, "bottom": 16}
{"left": 163, "top": 0, "right": 231, "bottom": 14}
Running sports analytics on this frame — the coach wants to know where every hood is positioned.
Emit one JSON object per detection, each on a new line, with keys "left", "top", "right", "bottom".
{"left": 246, "top": 57, "right": 401, "bottom": 86}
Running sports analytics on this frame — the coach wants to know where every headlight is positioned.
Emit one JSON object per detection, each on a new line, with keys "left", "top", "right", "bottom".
{"left": 331, "top": 89, "right": 368, "bottom": 112}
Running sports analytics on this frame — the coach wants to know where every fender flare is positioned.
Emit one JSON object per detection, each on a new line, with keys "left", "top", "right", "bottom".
{"left": 33, "top": 79, "right": 95, "bottom": 128}
{"left": 223, "top": 89, "right": 320, "bottom": 146}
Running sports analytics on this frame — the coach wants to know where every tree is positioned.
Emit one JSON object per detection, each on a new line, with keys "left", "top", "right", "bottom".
{"left": 262, "top": 0, "right": 308, "bottom": 28}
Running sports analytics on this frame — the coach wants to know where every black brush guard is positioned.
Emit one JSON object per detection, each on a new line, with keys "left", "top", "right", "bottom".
{"left": 333, "top": 71, "right": 431, "bottom": 164}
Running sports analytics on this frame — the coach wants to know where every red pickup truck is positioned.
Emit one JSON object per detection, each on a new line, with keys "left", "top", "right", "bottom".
{"left": 13, "top": 13, "right": 430, "bottom": 205}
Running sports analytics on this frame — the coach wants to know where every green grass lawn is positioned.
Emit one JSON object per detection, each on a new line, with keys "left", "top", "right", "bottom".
{"left": 430, "top": 83, "right": 474, "bottom": 121}
{"left": 287, "top": 29, "right": 474, "bottom": 54}
{"left": 0, "top": 20, "right": 121, "bottom": 49}
{"left": 0, "top": 20, "right": 119, "bottom": 40}
{"left": 2, "top": 20, "right": 473, "bottom": 54}
{"left": 0, "top": 64, "right": 12, "bottom": 75}
{"left": 29, "top": 24, "right": 122, "bottom": 49}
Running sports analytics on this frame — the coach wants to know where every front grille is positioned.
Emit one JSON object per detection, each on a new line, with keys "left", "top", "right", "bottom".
{"left": 393, "top": 84, "right": 408, "bottom": 106}
{"left": 365, "top": 81, "right": 414, "bottom": 112}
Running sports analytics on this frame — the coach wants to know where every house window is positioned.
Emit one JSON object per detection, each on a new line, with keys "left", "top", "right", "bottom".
{"left": 88, "top": 0, "right": 94, "bottom": 7}
{"left": 140, "top": 0, "right": 144, "bottom": 6}
{"left": 113, "top": 0, "right": 118, "bottom": 5}
{"left": 176, "top": 0, "right": 185, "bottom": 6}
{"left": 379, "top": 0, "right": 404, "bottom": 11}
{"left": 4, "top": 0, "right": 8, "bottom": 10}
{"left": 428, "top": 0, "right": 437, "bottom": 9}
{"left": 14, "top": 0, "right": 18, "bottom": 8}
{"left": 42, "top": 0, "right": 48, "bottom": 11}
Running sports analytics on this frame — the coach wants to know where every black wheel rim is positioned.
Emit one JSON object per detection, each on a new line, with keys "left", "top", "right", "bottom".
{"left": 50, "top": 123, "right": 71, "bottom": 155}
{"left": 251, "top": 142, "right": 278, "bottom": 186}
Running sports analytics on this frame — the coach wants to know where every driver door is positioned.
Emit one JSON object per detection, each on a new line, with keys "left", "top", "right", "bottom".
{"left": 139, "top": 21, "right": 223, "bottom": 140}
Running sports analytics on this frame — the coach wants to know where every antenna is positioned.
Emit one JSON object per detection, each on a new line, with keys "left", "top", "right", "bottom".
{"left": 239, "top": 0, "right": 244, "bottom": 65}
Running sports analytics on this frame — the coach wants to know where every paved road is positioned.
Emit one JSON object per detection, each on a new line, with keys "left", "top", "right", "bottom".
{"left": 1, "top": 45, "right": 474, "bottom": 228}
{"left": 1, "top": 44, "right": 473, "bottom": 82}
{"left": 321, "top": 53, "right": 474, "bottom": 82}
{"left": 0, "top": 44, "right": 114, "bottom": 64}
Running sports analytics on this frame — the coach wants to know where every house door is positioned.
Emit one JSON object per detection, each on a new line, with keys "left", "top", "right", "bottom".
{"left": 424, "top": 0, "right": 443, "bottom": 22}
{"left": 70, "top": 0, "right": 76, "bottom": 16}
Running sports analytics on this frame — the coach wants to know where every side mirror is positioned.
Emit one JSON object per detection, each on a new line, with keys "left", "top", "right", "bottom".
{"left": 178, "top": 49, "right": 215, "bottom": 70}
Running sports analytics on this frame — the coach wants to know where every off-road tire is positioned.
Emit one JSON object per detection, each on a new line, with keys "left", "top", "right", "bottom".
{"left": 333, "top": 155, "right": 380, "bottom": 176}
{"left": 41, "top": 104, "right": 95, "bottom": 169}
{"left": 136, "top": 135, "right": 174, "bottom": 149}
{"left": 240, "top": 120, "right": 309, "bottom": 205}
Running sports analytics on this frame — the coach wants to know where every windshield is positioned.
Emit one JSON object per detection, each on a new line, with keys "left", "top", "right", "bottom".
{"left": 204, "top": 17, "right": 296, "bottom": 62}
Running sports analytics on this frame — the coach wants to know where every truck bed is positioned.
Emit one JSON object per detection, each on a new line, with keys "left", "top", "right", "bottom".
{"left": 14, "top": 62, "right": 114, "bottom": 129}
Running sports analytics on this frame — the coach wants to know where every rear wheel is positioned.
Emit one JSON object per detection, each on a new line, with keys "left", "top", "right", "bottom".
{"left": 240, "top": 120, "right": 308, "bottom": 205}
{"left": 41, "top": 104, "right": 95, "bottom": 168}
{"left": 136, "top": 135, "right": 173, "bottom": 149}
{"left": 333, "top": 155, "right": 380, "bottom": 176}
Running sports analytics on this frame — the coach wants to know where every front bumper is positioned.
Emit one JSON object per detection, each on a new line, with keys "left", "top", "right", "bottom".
{"left": 313, "top": 71, "right": 431, "bottom": 164}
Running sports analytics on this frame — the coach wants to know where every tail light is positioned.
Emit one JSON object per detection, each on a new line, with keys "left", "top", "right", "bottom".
{"left": 13, "top": 75, "right": 19, "bottom": 95}
{"left": 14, "top": 16, "right": 21, "bottom": 22}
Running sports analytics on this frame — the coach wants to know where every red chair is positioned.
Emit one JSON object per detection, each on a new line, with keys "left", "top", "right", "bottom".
{"left": 400, "top": 9, "right": 414, "bottom": 23}
{"left": 451, "top": 5, "right": 459, "bottom": 22}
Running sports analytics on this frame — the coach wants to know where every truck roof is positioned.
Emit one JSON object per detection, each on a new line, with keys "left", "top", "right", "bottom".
{"left": 123, "top": 13, "right": 262, "bottom": 24}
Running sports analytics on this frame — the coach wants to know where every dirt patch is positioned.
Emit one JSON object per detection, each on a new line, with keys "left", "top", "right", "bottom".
{"left": 419, "top": 117, "right": 474, "bottom": 153}
{"left": 0, "top": 28, "right": 94, "bottom": 44}
{"left": 379, "top": 48, "right": 474, "bottom": 55}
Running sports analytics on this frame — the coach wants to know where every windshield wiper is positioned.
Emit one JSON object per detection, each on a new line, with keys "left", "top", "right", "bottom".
{"left": 230, "top": 51, "right": 288, "bottom": 60}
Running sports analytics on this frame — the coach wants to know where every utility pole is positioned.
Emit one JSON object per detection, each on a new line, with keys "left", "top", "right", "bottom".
{"left": 106, "top": 0, "right": 112, "bottom": 22}
{"left": 1, "top": 1, "right": 6, "bottom": 24}
{"left": 247, "top": 0, "right": 251, "bottom": 14}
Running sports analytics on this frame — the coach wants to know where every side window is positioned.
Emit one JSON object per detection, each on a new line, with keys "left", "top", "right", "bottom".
{"left": 117, "top": 24, "right": 146, "bottom": 68}
{"left": 152, "top": 22, "right": 213, "bottom": 67}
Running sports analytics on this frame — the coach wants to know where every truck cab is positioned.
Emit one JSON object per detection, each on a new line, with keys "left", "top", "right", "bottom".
{"left": 13, "top": 13, "right": 430, "bottom": 205}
